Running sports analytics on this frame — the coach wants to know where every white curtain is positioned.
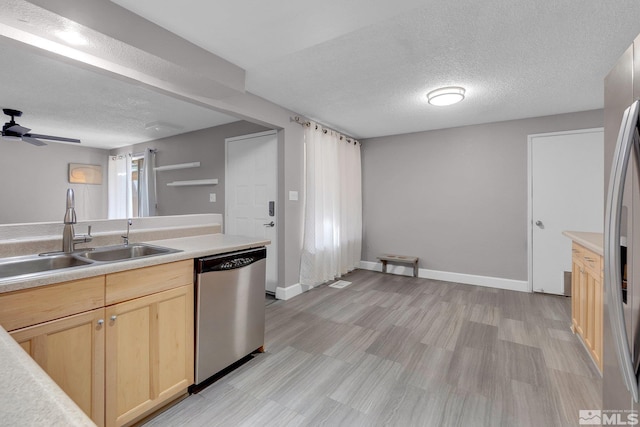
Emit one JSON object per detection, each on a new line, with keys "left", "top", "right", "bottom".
{"left": 138, "top": 148, "right": 157, "bottom": 217}
{"left": 108, "top": 155, "right": 132, "bottom": 219}
{"left": 300, "top": 123, "right": 363, "bottom": 287}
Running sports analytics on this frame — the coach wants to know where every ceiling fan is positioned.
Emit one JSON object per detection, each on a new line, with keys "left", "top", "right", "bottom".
{"left": 2, "top": 108, "right": 80, "bottom": 146}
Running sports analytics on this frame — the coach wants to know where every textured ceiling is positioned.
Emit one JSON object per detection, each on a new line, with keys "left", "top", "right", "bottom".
{"left": 111, "top": 0, "right": 640, "bottom": 138}
{"left": 0, "top": 39, "right": 239, "bottom": 149}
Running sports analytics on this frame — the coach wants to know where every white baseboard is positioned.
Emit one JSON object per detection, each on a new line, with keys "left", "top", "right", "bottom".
{"left": 358, "top": 261, "right": 529, "bottom": 293}
{"left": 275, "top": 283, "right": 302, "bottom": 300}
{"left": 275, "top": 283, "right": 316, "bottom": 300}
{"left": 275, "top": 261, "right": 528, "bottom": 300}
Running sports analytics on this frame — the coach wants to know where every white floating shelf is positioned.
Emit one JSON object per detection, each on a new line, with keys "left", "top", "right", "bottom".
{"left": 155, "top": 162, "right": 200, "bottom": 171}
{"left": 166, "top": 179, "right": 218, "bottom": 187}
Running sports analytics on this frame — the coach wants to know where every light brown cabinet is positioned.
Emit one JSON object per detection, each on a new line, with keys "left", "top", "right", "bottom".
{"left": 0, "top": 276, "right": 105, "bottom": 332}
{"left": 1, "top": 259, "right": 194, "bottom": 427}
{"left": 11, "top": 308, "right": 106, "bottom": 426}
{"left": 105, "top": 284, "right": 194, "bottom": 427}
{"left": 571, "top": 242, "right": 603, "bottom": 372}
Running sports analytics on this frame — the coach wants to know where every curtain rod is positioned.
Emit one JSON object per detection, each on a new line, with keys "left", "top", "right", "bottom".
{"left": 291, "top": 116, "right": 360, "bottom": 144}
{"left": 111, "top": 148, "right": 157, "bottom": 160}
{"left": 131, "top": 148, "right": 157, "bottom": 158}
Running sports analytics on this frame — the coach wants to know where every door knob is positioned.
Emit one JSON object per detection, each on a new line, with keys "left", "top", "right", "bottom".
{"left": 535, "top": 220, "right": 543, "bottom": 227}
{"left": 263, "top": 221, "right": 275, "bottom": 227}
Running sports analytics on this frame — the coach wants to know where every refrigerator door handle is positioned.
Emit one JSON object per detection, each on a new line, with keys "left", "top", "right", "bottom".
{"left": 605, "top": 99, "right": 640, "bottom": 402}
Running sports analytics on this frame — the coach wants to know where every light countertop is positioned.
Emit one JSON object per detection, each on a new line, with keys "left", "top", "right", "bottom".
{"left": 0, "top": 326, "right": 95, "bottom": 427}
{"left": 562, "top": 231, "right": 603, "bottom": 256}
{"left": 0, "top": 233, "right": 270, "bottom": 294}
{"left": 0, "top": 233, "right": 269, "bottom": 426}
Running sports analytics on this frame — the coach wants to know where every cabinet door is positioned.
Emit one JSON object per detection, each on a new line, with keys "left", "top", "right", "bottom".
{"left": 11, "top": 308, "right": 105, "bottom": 427}
{"left": 105, "top": 285, "right": 194, "bottom": 427}
{"left": 571, "top": 258, "right": 581, "bottom": 331}
{"left": 576, "top": 264, "right": 588, "bottom": 337}
{"left": 584, "top": 272, "right": 597, "bottom": 351}
{"left": 594, "top": 275, "right": 604, "bottom": 371}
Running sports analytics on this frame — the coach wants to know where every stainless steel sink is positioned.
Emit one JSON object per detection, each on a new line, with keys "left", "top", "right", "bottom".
{"left": 74, "top": 243, "right": 179, "bottom": 262}
{"left": 0, "top": 253, "right": 93, "bottom": 279}
{"left": 0, "top": 243, "right": 180, "bottom": 281}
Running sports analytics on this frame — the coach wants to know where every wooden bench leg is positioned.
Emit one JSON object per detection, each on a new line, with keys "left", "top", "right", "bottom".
{"left": 381, "top": 260, "right": 387, "bottom": 273}
{"left": 413, "top": 262, "right": 418, "bottom": 278}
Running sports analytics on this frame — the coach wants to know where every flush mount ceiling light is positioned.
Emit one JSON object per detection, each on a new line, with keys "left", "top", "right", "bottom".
{"left": 144, "top": 121, "right": 183, "bottom": 133}
{"left": 427, "top": 86, "right": 466, "bottom": 106}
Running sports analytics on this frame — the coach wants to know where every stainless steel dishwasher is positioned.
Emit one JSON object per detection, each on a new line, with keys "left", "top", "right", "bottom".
{"left": 194, "top": 247, "right": 267, "bottom": 385}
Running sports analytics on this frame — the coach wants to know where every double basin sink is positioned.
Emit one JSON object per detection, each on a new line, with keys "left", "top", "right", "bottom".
{"left": 0, "top": 243, "right": 180, "bottom": 280}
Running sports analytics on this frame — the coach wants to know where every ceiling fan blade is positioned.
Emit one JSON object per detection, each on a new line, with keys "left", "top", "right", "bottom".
{"left": 6, "top": 124, "right": 31, "bottom": 135}
{"left": 26, "top": 133, "right": 81, "bottom": 143}
{"left": 21, "top": 136, "right": 47, "bottom": 146}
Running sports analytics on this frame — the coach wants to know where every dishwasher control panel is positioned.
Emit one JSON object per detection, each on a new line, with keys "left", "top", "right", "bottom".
{"left": 219, "top": 257, "right": 256, "bottom": 270}
{"left": 197, "top": 247, "right": 267, "bottom": 274}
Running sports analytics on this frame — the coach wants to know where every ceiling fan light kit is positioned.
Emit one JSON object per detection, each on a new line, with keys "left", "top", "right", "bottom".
{"left": 427, "top": 86, "right": 466, "bottom": 106}
{"left": 1, "top": 108, "right": 81, "bottom": 146}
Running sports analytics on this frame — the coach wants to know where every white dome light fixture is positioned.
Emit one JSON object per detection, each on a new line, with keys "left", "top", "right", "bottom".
{"left": 427, "top": 86, "right": 466, "bottom": 106}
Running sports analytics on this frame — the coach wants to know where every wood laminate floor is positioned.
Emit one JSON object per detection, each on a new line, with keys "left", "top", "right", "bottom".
{"left": 144, "top": 269, "right": 601, "bottom": 427}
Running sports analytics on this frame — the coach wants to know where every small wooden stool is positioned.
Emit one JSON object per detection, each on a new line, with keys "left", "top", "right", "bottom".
{"left": 377, "top": 254, "right": 419, "bottom": 277}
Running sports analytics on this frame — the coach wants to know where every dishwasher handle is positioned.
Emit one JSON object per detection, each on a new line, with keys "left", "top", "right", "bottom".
{"left": 197, "top": 247, "right": 266, "bottom": 273}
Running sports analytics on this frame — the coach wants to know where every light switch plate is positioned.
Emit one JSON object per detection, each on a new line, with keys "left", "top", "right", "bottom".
{"left": 289, "top": 191, "right": 298, "bottom": 201}
{"left": 209, "top": 193, "right": 216, "bottom": 203}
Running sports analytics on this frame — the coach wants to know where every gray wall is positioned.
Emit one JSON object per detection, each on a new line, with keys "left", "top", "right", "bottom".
{"left": 112, "top": 121, "right": 270, "bottom": 217}
{"left": 0, "top": 141, "right": 109, "bottom": 224}
{"left": 361, "top": 109, "right": 603, "bottom": 281}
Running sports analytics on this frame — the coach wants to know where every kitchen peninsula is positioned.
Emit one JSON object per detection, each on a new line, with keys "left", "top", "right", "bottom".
{"left": 0, "top": 215, "right": 269, "bottom": 427}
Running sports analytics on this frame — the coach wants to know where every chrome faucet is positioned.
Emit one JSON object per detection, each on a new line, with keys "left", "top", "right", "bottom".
{"left": 122, "top": 219, "right": 132, "bottom": 246}
{"left": 61, "top": 188, "right": 93, "bottom": 253}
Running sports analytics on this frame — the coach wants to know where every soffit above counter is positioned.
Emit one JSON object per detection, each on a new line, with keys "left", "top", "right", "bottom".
{"left": 1, "top": 0, "right": 246, "bottom": 101}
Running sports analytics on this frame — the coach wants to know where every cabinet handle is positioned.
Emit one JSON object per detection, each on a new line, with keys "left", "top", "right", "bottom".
{"left": 97, "top": 319, "right": 104, "bottom": 326}
{"left": 110, "top": 315, "right": 117, "bottom": 321}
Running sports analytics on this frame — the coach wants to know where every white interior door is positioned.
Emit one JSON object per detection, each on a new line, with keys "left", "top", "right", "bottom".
{"left": 226, "top": 130, "right": 278, "bottom": 293}
{"left": 530, "top": 129, "right": 604, "bottom": 294}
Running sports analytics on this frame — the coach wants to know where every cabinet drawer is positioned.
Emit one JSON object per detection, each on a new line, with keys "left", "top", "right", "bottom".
{"left": 0, "top": 276, "right": 105, "bottom": 331}
{"left": 581, "top": 247, "right": 602, "bottom": 278}
{"left": 572, "top": 243, "right": 585, "bottom": 264}
{"left": 572, "top": 242, "right": 601, "bottom": 277}
{"left": 106, "top": 260, "right": 193, "bottom": 305}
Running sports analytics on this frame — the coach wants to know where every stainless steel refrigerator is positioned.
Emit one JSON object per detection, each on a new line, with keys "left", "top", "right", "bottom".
{"left": 604, "top": 35, "right": 640, "bottom": 415}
